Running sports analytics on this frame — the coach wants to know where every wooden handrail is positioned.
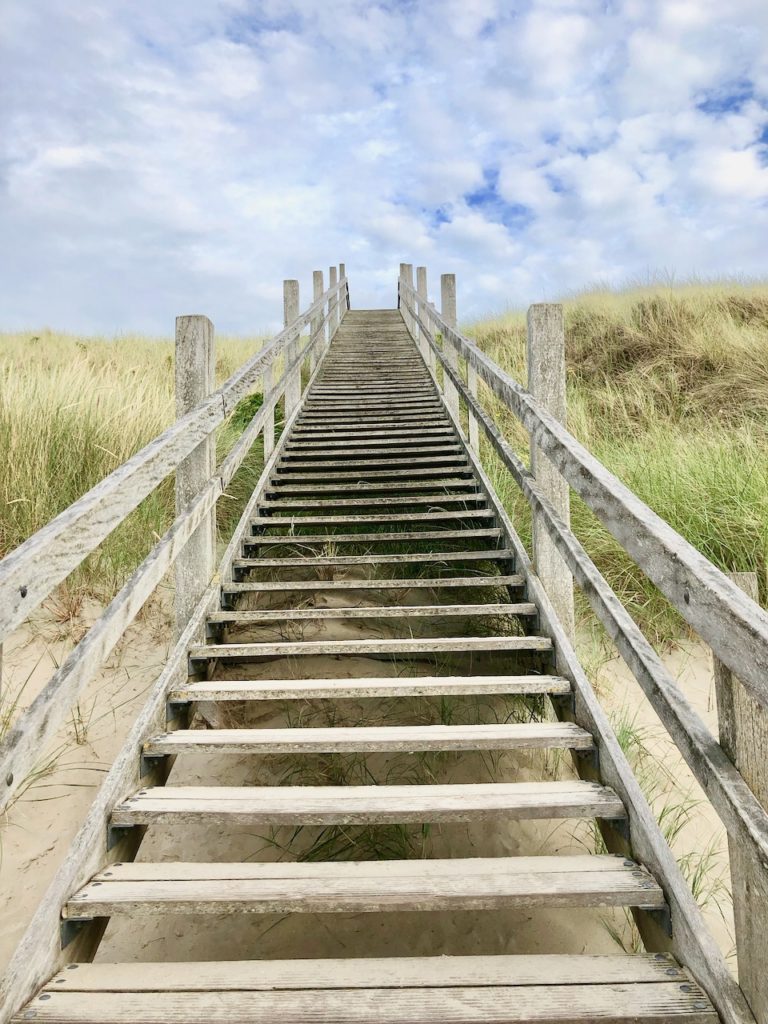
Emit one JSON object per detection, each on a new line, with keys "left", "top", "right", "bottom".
{"left": 0, "top": 275, "right": 345, "bottom": 810}
{"left": 0, "top": 279, "right": 345, "bottom": 644}
{"left": 399, "top": 277, "right": 768, "bottom": 713}
{"left": 401, "top": 286, "right": 768, "bottom": 879}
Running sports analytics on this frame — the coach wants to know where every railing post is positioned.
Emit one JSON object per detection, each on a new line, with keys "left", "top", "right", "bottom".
{"left": 310, "top": 270, "right": 324, "bottom": 372}
{"left": 339, "top": 263, "right": 347, "bottom": 315}
{"left": 713, "top": 570, "right": 768, "bottom": 1024}
{"left": 440, "top": 273, "right": 461, "bottom": 424}
{"left": 174, "top": 314, "right": 216, "bottom": 636}
{"left": 329, "top": 266, "right": 338, "bottom": 337}
{"left": 527, "top": 304, "right": 575, "bottom": 640}
{"left": 416, "top": 266, "right": 430, "bottom": 366}
{"left": 283, "top": 279, "right": 301, "bottom": 417}
{"left": 262, "top": 362, "right": 275, "bottom": 459}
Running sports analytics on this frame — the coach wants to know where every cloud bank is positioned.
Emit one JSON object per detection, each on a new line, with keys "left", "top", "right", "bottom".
{"left": 1, "top": 0, "right": 767, "bottom": 332}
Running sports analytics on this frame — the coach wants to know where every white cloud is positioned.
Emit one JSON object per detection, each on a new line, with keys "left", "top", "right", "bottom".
{"left": 0, "top": 0, "right": 767, "bottom": 332}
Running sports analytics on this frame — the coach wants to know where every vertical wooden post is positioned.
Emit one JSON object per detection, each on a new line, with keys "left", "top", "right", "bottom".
{"left": 329, "top": 266, "right": 338, "bottom": 337}
{"left": 527, "top": 304, "right": 575, "bottom": 640}
{"left": 283, "top": 279, "right": 300, "bottom": 417}
{"left": 262, "top": 362, "right": 275, "bottom": 459}
{"left": 339, "top": 263, "right": 347, "bottom": 318}
{"left": 713, "top": 570, "right": 768, "bottom": 1024}
{"left": 174, "top": 315, "right": 216, "bottom": 636}
{"left": 310, "top": 270, "right": 324, "bottom": 372}
{"left": 402, "top": 264, "right": 414, "bottom": 335}
{"left": 416, "top": 266, "right": 432, "bottom": 368}
{"left": 440, "top": 273, "right": 461, "bottom": 423}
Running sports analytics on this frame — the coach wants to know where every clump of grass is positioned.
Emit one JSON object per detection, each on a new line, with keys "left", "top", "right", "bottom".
{"left": 0, "top": 328, "right": 267, "bottom": 601}
{"left": 468, "top": 280, "right": 768, "bottom": 641}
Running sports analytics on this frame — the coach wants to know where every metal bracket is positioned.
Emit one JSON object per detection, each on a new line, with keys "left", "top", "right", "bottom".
{"left": 550, "top": 691, "right": 576, "bottom": 718}
{"left": 140, "top": 752, "right": 168, "bottom": 778}
{"left": 60, "top": 917, "right": 91, "bottom": 949}
{"left": 166, "top": 698, "right": 190, "bottom": 724}
{"left": 644, "top": 904, "right": 673, "bottom": 938}
{"left": 106, "top": 822, "right": 135, "bottom": 851}
{"left": 574, "top": 745, "right": 600, "bottom": 774}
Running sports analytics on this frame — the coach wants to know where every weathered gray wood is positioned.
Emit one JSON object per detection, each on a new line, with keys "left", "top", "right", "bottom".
{"left": 144, "top": 721, "right": 589, "bottom": 756}
{"left": 112, "top": 780, "right": 624, "bottom": 827}
{"left": 190, "top": 635, "right": 552, "bottom": 659}
{"left": 174, "top": 315, "right": 216, "bottom": 635}
{"left": 234, "top": 548, "right": 511, "bottom": 568}
{"left": 0, "top": 479, "right": 220, "bottom": 814}
{"left": 432, "top": 349, "right": 756, "bottom": 1024}
{"left": 329, "top": 265, "right": 339, "bottom": 336}
{"left": 400, "top": 278, "right": 768, "bottom": 712}
{"left": 171, "top": 674, "right": 571, "bottom": 702}
{"left": 246, "top": 528, "right": 497, "bottom": 545}
{"left": 283, "top": 279, "right": 301, "bottom": 416}
{"left": 209, "top": 602, "right": 532, "bottom": 622}
{"left": 424, "top": 321, "right": 768, "bottom": 901}
{"left": 527, "top": 304, "right": 575, "bottom": 641}
{"left": 310, "top": 269, "right": 324, "bottom": 372}
{"left": 63, "top": 854, "right": 664, "bottom": 918}
{"left": 713, "top": 572, "right": 768, "bottom": 1024}
{"left": 440, "top": 273, "right": 461, "bottom": 424}
{"left": 223, "top": 574, "right": 523, "bottom": 595}
{"left": 38, "top": 952, "right": 697, "bottom": 992}
{"left": 13, "top": 984, "right": 718, "bottom": 1023}
{"left": 0, "top": 300, "right": 330, "bottom": 1024}
{"left": 253, "top": 510, "right": 494, "bottom": 526}
{"left": 262, "top": 362, "right": 275, "bottom": 458}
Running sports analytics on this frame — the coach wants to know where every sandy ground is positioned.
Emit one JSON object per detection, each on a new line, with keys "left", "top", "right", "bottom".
{"left": 0, "top": 582, "right": 735, "bottom": 976}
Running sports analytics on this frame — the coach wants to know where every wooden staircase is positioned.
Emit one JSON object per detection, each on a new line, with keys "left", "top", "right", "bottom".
{"left": 9, "top": 309, "right": 720, "bottom": 1022}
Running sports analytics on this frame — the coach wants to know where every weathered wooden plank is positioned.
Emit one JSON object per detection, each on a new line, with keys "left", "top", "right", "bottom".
{"left": 171, "top": 674, "right": 570, "bottom": 701}
{"left": 64, "top": 854, "right": 663, "bottom": 917}
{"left": 223, "top": 574, "right": 524, "bottom": 593}
{"left": 246, "top": 529, "right": 498, "bottom": 546}
{"left": 111, "top": 780, "right": 625, "bottom": 826}
{"left": 190, "top": 635, "right": 550, "bottom": 659}
{"left": 208, "top": 602, "right": 534, "bottom": 622}
{"left": 252, "top": 511, "right": 495, "bottom": 527}
{"left": 234, "top": 548, "right": 510, "bottom": 568}
{"left": 40, "top": 952, "right": 694, "bottom": 992}
{"left": 10, "top": 983, "right": 718, "bottom": 1023}
{"left": 144, "top": 721, "right": 590, "bottom": 756}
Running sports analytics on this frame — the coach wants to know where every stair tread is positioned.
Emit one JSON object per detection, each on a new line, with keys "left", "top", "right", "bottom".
{"left": 112, "top": 781, "right": 625, "bottom": 825}
{"left": 144, "top": 722, "right": 592, "bottom": 755}
{"left": 189, "top": 635, "right": 552, "bottom": 657}
{"left": 246, "top": 529, "right": 499, "bottom": 545}
{"left": 223, "top": 575, "right": 524, "bottom": 593}
{"left": 64, "top": 855, "right": 665, "bottom": 918}
{"left": 234, "top": 549, "right": 510, "bottom": 567}
{"left": 171, "top": 674, "right": 571, "bottom": 701}
{"left": 208, "top": 603, "right": 536, "bottom": 622}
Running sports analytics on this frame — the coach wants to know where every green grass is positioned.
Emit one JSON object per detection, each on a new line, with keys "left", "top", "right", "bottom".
{"left": 468, "top": 280, "right": 768, "bottom": 640}
{"left": 0, "top": 328, "right": 269, "bottom": 601}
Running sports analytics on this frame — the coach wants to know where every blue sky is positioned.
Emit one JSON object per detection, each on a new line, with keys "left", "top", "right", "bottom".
{"left": 1, "top": 0, "right": 767, "bottom": 333}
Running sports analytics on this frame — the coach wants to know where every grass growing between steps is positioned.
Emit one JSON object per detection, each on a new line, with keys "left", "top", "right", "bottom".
{"left": 468, "top": 280, "right": 768, "bottom": 643}
{"left": 0, "top": 329, "right": 270, "bottom": 603}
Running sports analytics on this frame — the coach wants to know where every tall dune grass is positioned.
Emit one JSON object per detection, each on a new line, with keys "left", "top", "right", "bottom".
{"left": 0, "top": 329, "right": 266, "bottom": 600}
{"left": 468, "top": 282, "right": 768, "bottom": 640}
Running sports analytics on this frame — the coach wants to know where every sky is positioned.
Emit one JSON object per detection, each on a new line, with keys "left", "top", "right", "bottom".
{"left": 1, "top": 0, "right": 767, "bottom": 334}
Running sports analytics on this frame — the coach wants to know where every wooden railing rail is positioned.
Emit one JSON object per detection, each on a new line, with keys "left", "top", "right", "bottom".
{"left": 0, "top": 275, "right": 348, "bottom": 647}
{"left": 0, "top": 268, "right": 348, "bottom": 812}
{"left": 398, "top": 276, "right": 768, "bottom": 712}
{"left": 399, "top": 272, "right": 768, "bottom": 1024}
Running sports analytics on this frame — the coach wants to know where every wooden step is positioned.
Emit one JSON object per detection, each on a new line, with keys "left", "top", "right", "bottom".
{"left": 269, "top": 467, "right": 473, "bottom": 482}
{"left": 262, "top": 494, "right": 488, "bottom": 510}
{"left": 277, "top": 455, "right": 468, "bottom": 469}
{"left": 222, "top": 574, "right": 525, "bottom": 595}
{"left": 112, "top": 781, "right": 625, "bottom": 827}
{"left": 264, "top": 479, "right": 478, "bottom": 497}
{"left": 29, "top": 954, "right": 715, "bottom": 1023}
{"left": 234, "top": 549, "right": 510, "bottom": 569}
{"left": 252, "top": 511, "right": 495, "bottom": 527}
{"left": 208, "top": 602, "right": 535, "bottom": 623}
{"left": 171, "top": 674, "right": 570, "bottom": 702}
{"left": 64, "top": 856, "right": 664, "bottom": 919}
{"left": 144, "top": 721, "right": 587, "bottom": 756}
{"left": 245, "top": 530, "right": 498, "bottom": 546}
{"left": 190, "top": 635, "right": 551, "bottom": 660}
{"left": 282, "top": 442, "right": 463, "bottom": 457}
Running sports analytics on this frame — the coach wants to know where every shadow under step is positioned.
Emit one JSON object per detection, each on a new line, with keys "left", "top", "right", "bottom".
{"left": 112, "top": 781, "right": 625, "bottom": 827}
{"left": 27, "top": 954, "right": 716, "bottom": 1023}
